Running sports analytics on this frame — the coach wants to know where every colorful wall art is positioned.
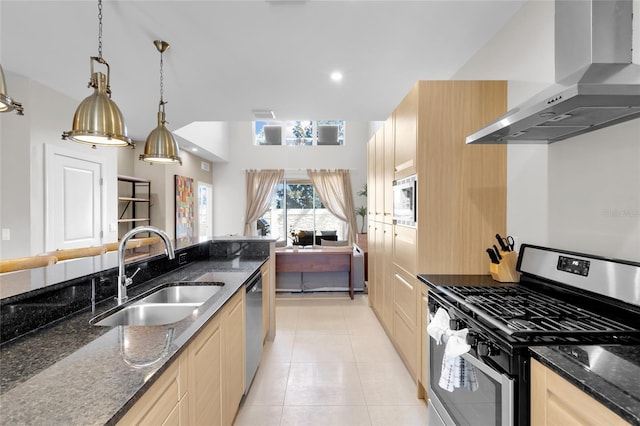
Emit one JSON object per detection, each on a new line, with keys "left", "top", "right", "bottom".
{"left": 175, "top": 175, "right": 195, "bottom": 241}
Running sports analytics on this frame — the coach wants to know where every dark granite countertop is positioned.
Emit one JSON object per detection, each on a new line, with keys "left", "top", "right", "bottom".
{"left": 0, "top": 257, "right": 265, "bottom": 425}
{"left": 530, "top": 345, "right": 640, "bottom": 425}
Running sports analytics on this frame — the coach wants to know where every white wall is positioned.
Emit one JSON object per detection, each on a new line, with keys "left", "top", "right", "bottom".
{"left": 212, "top": 121, "right": 369, "bottom": 238}
{"left": 453, "top": 0, "right": 640, "bottom": 261}
{"left": 131, "top": 145, "right": 213, "bottom": 240}
{"left": 0, "top": 72, "right": 119, "bottom": 258}
{"left": 174, "top": 121, "right": 230, "bottom": 162}
{"left": 0, "top": 72, "right": 31, "bottom": 258}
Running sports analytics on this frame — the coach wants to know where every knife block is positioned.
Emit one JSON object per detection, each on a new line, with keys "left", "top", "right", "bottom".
{"left": 490, "top": 251, "right": 520, "bottom": 283}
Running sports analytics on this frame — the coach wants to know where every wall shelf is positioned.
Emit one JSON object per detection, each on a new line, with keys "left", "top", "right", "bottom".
{"left": 118, "top": 175, "right": 151, "bottom": 240}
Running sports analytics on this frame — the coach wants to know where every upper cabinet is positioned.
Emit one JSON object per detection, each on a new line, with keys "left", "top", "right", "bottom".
{"left": 416, "top": 80, "right": 507, "bottom": 274}
{"left": 394, "top": 85, "right": 418, "bottom": 179}
{"left": 383, "top": 115, "right": 395, "bottom": 222}
{"left": 374, "top": 125, "right": 385, "bottom": 223}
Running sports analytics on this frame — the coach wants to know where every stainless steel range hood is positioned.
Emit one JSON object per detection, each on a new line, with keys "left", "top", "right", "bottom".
{"left": 466, "top": 0, "right": 640, "bottom": 144}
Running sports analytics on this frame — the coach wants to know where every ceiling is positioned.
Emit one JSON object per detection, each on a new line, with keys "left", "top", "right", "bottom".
{"left": 1, "top": 0, "right": 526, "bottom": 153}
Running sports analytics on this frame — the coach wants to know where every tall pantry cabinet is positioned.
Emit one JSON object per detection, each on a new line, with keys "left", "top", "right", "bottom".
{"left": 367, "top": 80, "right": 507, "bottom": 398}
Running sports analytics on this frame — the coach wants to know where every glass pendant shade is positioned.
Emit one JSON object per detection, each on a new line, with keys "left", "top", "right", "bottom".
{"left": 0, "top": 64, "right": 24, "bottom": 115}
{"left": 140, "top": 110, "right": 182, "bottom": 164}
{"left": 63, "top": 71, "right": 131, "bottom": 147}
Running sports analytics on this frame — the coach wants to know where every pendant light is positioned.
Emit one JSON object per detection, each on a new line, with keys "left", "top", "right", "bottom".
{"left": 62, "top": 0, "right": 132, "bottom": 148}
{"left": 139, "top": 40, "right": 182, "bottom": 165}
{"left": 0, "top": 64, "right": 24, "bottom": 115}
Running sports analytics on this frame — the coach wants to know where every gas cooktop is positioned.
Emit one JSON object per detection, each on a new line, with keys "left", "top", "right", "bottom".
{"left": 438, "top": 285, "right": 638, "bottom": 337}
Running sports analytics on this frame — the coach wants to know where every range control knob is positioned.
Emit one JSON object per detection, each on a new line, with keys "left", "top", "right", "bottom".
{"left": 449, "top": 318, "right": 464, "bottom": 330}
{"left": 466, "top": 332, "right": 479, "bottom": 347}
{"left": 478, "top": 341, "right": 500, "bottom": 357}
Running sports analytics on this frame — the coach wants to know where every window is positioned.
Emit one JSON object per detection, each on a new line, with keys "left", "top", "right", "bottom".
{"left": 259, "top": 179, "right": 346, "bottom": 244}
{"left": 254, "top": 120, "right": 345, "bottom": 146}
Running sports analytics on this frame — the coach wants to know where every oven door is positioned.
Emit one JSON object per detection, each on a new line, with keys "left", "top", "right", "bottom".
{"left": 428, "top": 314, "right": 514, "bottom": 426}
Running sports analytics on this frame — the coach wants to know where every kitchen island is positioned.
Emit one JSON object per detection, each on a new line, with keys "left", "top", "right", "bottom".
{"left": 0, "top": 244, "right": 268, "bottom": 425}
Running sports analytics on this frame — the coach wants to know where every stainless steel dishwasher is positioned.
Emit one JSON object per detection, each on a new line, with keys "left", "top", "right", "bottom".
{"left": 244, "top": 271, "right": 263, "bottom": 393}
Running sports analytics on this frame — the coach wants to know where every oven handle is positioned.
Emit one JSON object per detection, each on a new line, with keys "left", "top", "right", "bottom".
{"left": 459, "top": 351, "right": 514, "bottom": 425}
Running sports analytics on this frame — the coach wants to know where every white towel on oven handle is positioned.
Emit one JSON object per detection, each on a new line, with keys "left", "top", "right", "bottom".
{"left": 426, "top": 307, "right": 450, "bottom": 344}
{"left": 439, "top": 351, "right": 479, "bottom": 392}
{"left": 438, "top": 328, "right": 479, "bottom": 392}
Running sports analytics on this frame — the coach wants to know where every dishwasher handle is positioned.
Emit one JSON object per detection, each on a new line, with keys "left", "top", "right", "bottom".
{"left": 245, "top": 271, "right": 262, "bottom": 293}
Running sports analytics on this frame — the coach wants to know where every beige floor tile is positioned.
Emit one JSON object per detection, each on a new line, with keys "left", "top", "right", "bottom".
{"left": 357, "top": 362, "right": 423, "bottom": 406}
{"left": 233, "top": 405, "right": 283, "bottom": 426}
{"left": 244, "top": 362, "right": 290, "bottom": 406}
{"left": 367, "top": 403, "right": 428, "bottom": 426}
{"left": 350, "top": 332, "right": 402, "bottom": 364}
{"left": 285, "top": 362, "right": 365, "bottom": 406}
{"left": 296, "top": 316, "right": 349, "bottom": 333}
{"left": 262, "top": 331, "right": 295, "bottom": 364}
{"left": 281, "top": 405, "right": 372, "bottom": 426}
{"left": 276, "top": 305, "right": 300, "bottom": 331}
{"left": 291, "top": 332, "right": 355, "bottom": 363}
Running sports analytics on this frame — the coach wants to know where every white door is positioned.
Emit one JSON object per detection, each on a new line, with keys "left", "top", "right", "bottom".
{"left": 198, "top": 182, "right": 213, "bottom": 238}
{"left": 45, "top": 147, "right": 103, "bottom": 251}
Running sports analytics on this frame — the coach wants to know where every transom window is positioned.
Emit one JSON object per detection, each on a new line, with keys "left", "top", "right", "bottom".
{"left": 254, "top": 120, "right": 345, "bottom": 146}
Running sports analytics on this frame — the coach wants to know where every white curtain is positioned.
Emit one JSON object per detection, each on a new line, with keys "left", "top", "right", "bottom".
{"left": 244, "top": 169, "right": 284, "bottom": 236}
{"left": 306, "top": 169, "right": 358, "bottom": 244}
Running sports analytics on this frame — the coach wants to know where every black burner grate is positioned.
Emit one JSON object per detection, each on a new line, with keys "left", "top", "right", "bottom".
{"left": 441, "top": 286, "right": 637, "bottom": 337}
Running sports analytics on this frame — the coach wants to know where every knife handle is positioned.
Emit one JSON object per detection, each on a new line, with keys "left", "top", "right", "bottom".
{"left": 496, "top": 233, "right": 510, "bottom": 251}
{"left": 493, "top": 245, "right": 503, "bottom": 260}
{"left": 487, "top": 248, "right": 500, "bottom": 264}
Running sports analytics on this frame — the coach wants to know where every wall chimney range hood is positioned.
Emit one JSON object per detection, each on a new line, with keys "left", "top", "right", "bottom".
{"left": 466, "top": 0, "right": 640, "bottom": 144}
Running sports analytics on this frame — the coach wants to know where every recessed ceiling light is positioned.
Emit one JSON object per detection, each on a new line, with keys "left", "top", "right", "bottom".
{"left": 191, "top": 147, "right": 198, "bottom": 152}
{"left": 330, "top": 71, "right": 343, "bottom": 82}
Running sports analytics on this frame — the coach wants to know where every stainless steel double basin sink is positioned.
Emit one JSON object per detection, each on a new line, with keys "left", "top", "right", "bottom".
{"left": 90, "top": 282, "right": 224, "bottom": 327}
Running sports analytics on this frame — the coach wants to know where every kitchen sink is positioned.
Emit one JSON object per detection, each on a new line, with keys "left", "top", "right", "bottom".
{"left": 138, "top": 283, "right": 224, "bottom": 304}
{"left": 90, "top": 282, "right": 225, "bottom": 327}
{"left": 91, "top": 303, "right": 198, "bottom": 327}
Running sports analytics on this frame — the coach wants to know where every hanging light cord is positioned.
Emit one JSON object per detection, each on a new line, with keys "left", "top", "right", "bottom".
{"left": 97, "top": 0, "right": 103, "bottom": 60}
{"left": 160, "top": 48, "right": 165, "bottom": 109}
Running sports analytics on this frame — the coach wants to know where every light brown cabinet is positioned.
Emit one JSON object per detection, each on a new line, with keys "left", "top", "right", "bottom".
{"left": 392, "top": 266, "right": 418, "bottom": 377}
{"left": 222, "top": 290, "right": 245, "bottom": 426}
{"left": 117, "top": 352, "right": 189, "bottom": 425}
{"left": 367, "top": 137, "right": 377, "bottom": 231}
{"left": 374, "top": 125, "right": 385, "bottom": 223}
{"left": 188, "top": 312, "right": 223, "bottom": 425}
{"left": 381, "top": 223, "right": 394, "bottom": 331}
{"left": 367, "top": 80, "right": 507, "bottom": 396}
{"left": 119, "top": 288, "right": 246, "bottom": 426}
{"left": 394, "top": 86, "right": 418, "bottom": 179}
{"left": 530, "top": 358, "right": 629, "bottom": 426}
{"left": 383, "top": 114, "right": 395, "bottom": 222}
{"left": 419, "top": 286, "right": 429, "bottom": 398}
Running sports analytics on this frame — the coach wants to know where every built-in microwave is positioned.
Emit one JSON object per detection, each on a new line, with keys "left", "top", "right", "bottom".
{"left": 392, "top": 175, "right": 417, "bottom": 227}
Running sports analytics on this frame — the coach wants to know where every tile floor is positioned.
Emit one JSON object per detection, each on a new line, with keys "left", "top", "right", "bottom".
{"left": 234, "top": 293, "right": 428, "bottom": 426}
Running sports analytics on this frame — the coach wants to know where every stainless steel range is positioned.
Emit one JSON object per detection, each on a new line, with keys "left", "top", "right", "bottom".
{"left": 418, "top": 244, "right": 640, "bottom": 426}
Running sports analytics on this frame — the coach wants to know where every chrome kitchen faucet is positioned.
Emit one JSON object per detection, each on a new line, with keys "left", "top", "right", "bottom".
{"left": 117, "top": 226, "right": 175, "bottom": 304}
